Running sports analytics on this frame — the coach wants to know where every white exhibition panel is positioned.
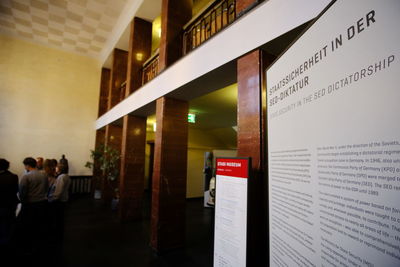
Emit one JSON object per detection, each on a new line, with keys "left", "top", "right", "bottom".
{"left": 95, "top": 0, "right": 331, "bottom": 130}
{"left": 267, "top": 0, "right": 400, "bottom": 266}
{"left": 214, "top": 158, "right": 249, "bottom": 267}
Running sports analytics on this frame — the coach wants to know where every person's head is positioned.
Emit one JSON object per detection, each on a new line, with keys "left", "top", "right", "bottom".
{"left": 0, "top": 158, "right": 10, "bottom": 172}
{"left": 43, "top": 159, "right": 56, "bottom": 177}
{"left": 51, "top": 159, "right": 58, "bottom": 167}
{"left": 56, "top": 163, "right": 68, "bottom": 175}
{"left": 23, "top": 157, "right": 37, "bottom": 171}
{"left": 36, "top": 157, "right": 44, "bottom": 170}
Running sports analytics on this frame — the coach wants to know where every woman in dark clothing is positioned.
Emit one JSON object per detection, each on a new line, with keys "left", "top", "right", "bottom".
{"left": 48, "top": 163, "right": 71, "bottom": 244}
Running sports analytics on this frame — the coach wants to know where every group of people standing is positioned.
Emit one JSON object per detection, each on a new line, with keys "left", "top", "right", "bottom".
{"left": 0, "top": 156, "right": 71, "bottom": 258}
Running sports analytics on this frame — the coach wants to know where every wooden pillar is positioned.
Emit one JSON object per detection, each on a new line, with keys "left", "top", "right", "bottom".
{"left": 150, "top": 97, "right": 189, "bottom": 252}
{"left": 98, "top": 68, "right": 110, "bottom": 117}
{"left": 102, "top": 124, "right": 122, "bottom": 202}
{"left": 236, "top": 0, "right": 260, "bottom": 16}
{"left": 150, "top": 0, "right": 191, "bottom": 251}
{"left": 101, "top": 48, "right": 127, "bottom": 202}
{"left": 93, "top": 67, "right": 110, "bottom": 194}
{"left": 237, "top": 49, "right": 275, "bottom": 266}
{"left": 92, "top": 128, "right": 106, "bottom": 194}
{"left": 117, "top": 17, "right": 152, "bottom": 221}
{"left": 237, "top": 50, "right": 266, "bottom": 165}
{"left": 119, "top": 115, "right": 146, "bottom": 221}
{"left": 126, "top": 18, "right": 152, "bottom": 94}
{"left": 158, "top": 0, "right": 192, "bottom": 71}
{"left": 108, "top": 49, "right": 128, "bottom": 110}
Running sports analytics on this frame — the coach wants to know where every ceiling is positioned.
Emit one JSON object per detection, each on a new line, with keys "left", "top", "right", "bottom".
{"left": 0, "top": 0, "right": 128, "bottom": 57}
{"left": 0, "top": 0, "right": 161, "bottom": 63}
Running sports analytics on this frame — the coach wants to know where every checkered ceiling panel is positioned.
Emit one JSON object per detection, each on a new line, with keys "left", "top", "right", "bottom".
{"left": 0, "top": 0, "right": 128, "bottom": 57}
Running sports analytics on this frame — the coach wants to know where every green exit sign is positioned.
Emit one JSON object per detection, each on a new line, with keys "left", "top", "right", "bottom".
{"left": 188, "top": 113, "right": 196, "bottom": 123}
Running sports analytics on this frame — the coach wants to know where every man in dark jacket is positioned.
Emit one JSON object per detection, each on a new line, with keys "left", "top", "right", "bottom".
{"left": 0, "top": 158, "right": 18, "bottom": 246}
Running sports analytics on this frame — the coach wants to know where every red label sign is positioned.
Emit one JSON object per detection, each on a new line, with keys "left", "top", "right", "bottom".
{"left": 216, "top": 158, "right": 249, "bottom": 178}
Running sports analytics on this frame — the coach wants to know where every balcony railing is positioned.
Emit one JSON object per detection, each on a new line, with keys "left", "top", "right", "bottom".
{"left": 183, "top": 0, "right": 236, "bottom": 55}
{"left": 119, "top": 81, "right": 126, "bottom": 101}
{"left": 69, "top": 176, "right": 92, "bottom": 195}
{"left": 142, "top": 52, "right": 159, "bottom": 85}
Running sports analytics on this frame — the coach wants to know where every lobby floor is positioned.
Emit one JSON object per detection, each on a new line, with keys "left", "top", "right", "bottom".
{"left": 60, "top": 195, "right": 214, "bottom": 267}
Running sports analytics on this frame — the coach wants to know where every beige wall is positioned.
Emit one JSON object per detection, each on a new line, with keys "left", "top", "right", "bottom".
{"left": 186, "top": 148, "right": 207, "bottom": 198}
{"left": 0, "top": 35, "right": 101, "bottom": 176}
{"left": 187, "top": 128, "right": 235, "bottom": 198}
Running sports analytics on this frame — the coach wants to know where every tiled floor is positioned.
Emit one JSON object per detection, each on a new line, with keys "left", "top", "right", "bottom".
{"left": 61, "top": 195, "right": 214, "bottom": 267}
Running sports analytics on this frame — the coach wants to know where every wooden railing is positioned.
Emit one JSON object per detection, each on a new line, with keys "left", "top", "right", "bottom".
{"left": 69, "top": 176, "right": 92, "bottom": 195}
{"left": 183, "top": 0, "right": 236, "bottom": 55}
{"left": 119, "top": 81, "right": 126, "bottom": 101}
{"left": 142, "top": 52, "right": 159, "bottom": 85}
